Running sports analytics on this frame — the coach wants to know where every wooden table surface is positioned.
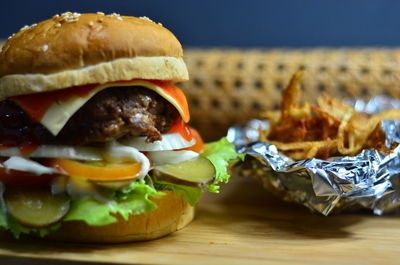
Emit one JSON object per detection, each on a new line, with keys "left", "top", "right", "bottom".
{"left": 0, "top": 176, "right": 399, "bottom": 265}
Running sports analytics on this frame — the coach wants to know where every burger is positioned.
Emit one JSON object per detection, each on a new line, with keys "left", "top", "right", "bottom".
{"left": 0, "top": 12, "right": 239, "bottom": 242}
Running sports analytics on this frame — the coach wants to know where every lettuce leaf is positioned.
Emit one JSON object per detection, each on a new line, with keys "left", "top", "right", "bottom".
{"left": 8, "top": 220, "right": 61, "bottom": 239}
{"left": 154, "top": 180, "right": 202, "bottom": 206}
{"left": 64, "top": 181, "right": 164, "bottom": 226}
{"left": 0, "top": 137, "right": 241, "bottom": 238}
{"left": 0, "top": 181, "right": 165, "bottom": 238}
{"left": 201, "top": 137, "right": 244, "bottom": 193}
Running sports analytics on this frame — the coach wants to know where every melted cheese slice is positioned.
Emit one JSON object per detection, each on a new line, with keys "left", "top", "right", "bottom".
{"left": 14, "top": 80, "right": 190, "bottom": 136}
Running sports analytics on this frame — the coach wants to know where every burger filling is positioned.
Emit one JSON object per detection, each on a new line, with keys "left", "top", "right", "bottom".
{"left": 0, "top": 80, "right": 241, "bottom": 238}
{"left": 0, "top": 87, "right": 179, "bottom": 146}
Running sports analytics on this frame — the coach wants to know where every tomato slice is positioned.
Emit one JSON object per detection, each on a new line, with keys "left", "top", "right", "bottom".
{"left": 0, "top": 168, "right": 55, "bottom": 188}
{"left": 182, "top": 127, "right": 205, "bottom": 153}
{"left": 50, "top": 159, "right": 142, "bottom": 181}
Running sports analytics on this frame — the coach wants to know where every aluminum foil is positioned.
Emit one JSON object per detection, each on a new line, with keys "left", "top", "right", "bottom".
{"left": 227, "top": 96, "right": 400, "bottom": 215}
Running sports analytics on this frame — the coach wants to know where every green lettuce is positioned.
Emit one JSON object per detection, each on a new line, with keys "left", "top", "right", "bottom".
{"left": 154, "top": 181, "right": 202, "bottom": 206}
{"left": 0, "top": 137, "right": 241, "bottom": 238}
{"left": 8, "top": 220, "right": 61, "bottom": 239}
{"left": 201, "top": 137, "right": 244, "bottom": 193}
{"left": 64, "top": 181, "right": 164, "bottom": 226}
{"left": 0, "top": 181, "right": 165, "bottom": 237}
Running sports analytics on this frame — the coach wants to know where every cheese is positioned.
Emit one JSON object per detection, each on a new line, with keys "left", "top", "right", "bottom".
{"left": 41, "top": 87, "right": 103, "bottom": 135}
{"left": 15, "top": 80, "right": 190, "bottom": 136}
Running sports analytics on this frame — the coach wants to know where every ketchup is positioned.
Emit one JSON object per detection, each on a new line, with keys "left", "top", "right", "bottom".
{"left": 11, "top": 84, "right": 97, "bottom": 122}
{"left": 147, "top": 80, "right": 190, "bottom": 122}
{"left": 168, "top": 117, "right": 192, "bottom": 141}
{"left": 19, "top": 144, "right": 39, "bottom": 155}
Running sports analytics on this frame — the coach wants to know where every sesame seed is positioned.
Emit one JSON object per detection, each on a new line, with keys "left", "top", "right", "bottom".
{"left": 106, "top": 12, "right": 123, "bottom": 20}
{"left": 59, "top": 11, "right": 80, "bottom": 23}
{"left": 55, "top": 23, "right": 61, "bottom": 28}
{"left": 158, "top": 22, "right": 163, "bottom": 26}
{"left": 88, "top": 21, "right": 94, "bottom": 27}
{"left": 20, "top": 25, "right": 29, "bottom": 31}
{"left": 41, "top": 44, "right": 49, "bottom": 52}
{"left": 97, "top": 12, "right": 105, "bottom": 15}
{"left": 139, "top": 16, "right": 154, "bottom": 23}
{"left": 61, "top": 11, "right": 72, "bottom": 16}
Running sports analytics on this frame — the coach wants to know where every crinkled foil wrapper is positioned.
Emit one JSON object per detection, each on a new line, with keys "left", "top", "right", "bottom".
{"left": 227, "top": 96, "right": 400, "bottom": 215}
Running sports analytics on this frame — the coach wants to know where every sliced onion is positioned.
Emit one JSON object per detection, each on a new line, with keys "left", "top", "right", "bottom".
{"left": 2, "top": 157, "right": 57, "bottom": 175}
{"left": 120, "top": 133, "right": 196, "bottom": 151}
{"left": 149, "top": 150, "right": 199, "bottom": 166}
{"left": 103, "top": 141, "right": 150, "bottom": 178}
{"left": 0, "top": 146, "right": 103, "bottom": 161}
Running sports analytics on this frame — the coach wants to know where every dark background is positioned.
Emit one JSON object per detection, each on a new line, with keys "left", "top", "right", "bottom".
{"left": 1, "top": 0, "right": 400, "bottom": 47}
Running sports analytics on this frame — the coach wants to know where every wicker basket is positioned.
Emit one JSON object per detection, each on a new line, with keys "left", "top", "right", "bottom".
{"left": 2, "top": 40, "right": 400, "bottom": 141}
{"left": 182, "top": 48, "right": 400, "bottom": 140}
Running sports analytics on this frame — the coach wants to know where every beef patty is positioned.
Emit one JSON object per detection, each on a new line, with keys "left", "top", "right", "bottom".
{"left": 0, "top": 86, "right": 179, "bottom": 146}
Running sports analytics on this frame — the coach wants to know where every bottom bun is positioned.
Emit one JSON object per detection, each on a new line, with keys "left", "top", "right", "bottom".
{"left": 46, "top": 191, "right": 195, "bottom": 243}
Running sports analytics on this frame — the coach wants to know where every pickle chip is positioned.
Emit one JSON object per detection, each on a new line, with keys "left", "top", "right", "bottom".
{"left": 5, "top": 188, "right": 70, "bottom": 228}
{"left": 154, "top": 156, "right": 215, "bottom": 185}
{"left": 94, "top": 180, "right": 134, "bottom": 190}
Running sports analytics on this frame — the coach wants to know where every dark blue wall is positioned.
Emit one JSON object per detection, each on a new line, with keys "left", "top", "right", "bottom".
{"left": 1, "top": 0, "right": 400, "bottom": 47}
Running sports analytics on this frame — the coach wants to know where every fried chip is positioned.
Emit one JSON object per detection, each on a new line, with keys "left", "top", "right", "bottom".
{"left": 261, "top": 71, "right": 400, "bottom": 160}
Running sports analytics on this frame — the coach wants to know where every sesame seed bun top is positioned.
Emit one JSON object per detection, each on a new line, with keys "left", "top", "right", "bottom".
{"left": 0, "top": 12, "right": 189, "bottom": 99}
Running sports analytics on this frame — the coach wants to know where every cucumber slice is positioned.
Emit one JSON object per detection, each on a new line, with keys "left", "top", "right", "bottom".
{"left": 154, "top": 156, "right": 215, "bottom": 185}
{"left": 5, "top": 188, "right": 70, "bottom": 228}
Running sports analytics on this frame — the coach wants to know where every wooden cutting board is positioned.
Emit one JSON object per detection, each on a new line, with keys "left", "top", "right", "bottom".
{"left": 0, "top": 177, "right": 399, "bottom": 265}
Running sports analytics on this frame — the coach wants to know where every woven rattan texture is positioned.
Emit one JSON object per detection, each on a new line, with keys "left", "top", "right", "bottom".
{"left": 182, "top": 48, "right": 400, "bottom": 140}
{"left": 1, "top": 40, "right": 400, "bottom": 141}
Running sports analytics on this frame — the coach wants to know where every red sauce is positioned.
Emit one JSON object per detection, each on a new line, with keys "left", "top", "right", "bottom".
{"left": 10, "top": 84, "right": 97, "bottom": 122}
{"left": 19, "top": 145, "right": 38, "bottom": 155}
{"left": 168, "top": 117, "right": 192, "bottom": 141}
{"left": 0, "top": 138, "right": 40, "bottom": 155}
{"left": 147, "top": 80, "right": 190, "bottom": 122}
{"left": 181, "top": 127, "right": 205, "bottom": 153}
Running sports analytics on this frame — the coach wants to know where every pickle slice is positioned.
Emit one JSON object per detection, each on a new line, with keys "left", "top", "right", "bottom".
{"left": 5, "top": 188, "right": 71, "bottom": 228}
{"left": 94, "top": 180, "right": 134, "bottom": 190}
{"left": 154, "top": 156, "right": 215, "bottom": 185}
